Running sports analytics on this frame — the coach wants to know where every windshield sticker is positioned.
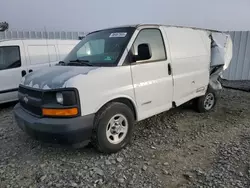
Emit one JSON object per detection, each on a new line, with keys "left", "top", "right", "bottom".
{"left": 104, "top": 56, "right": 112, "bottom": 61}
{"left": 109, "top": 32, "right": 127, "bottom": 38}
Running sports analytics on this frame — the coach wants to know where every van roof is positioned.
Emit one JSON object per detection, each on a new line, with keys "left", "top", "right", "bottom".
{"left": 138, "top": 24, "right": 222, "bottom": 32}
{"left": 88, "top": 24, "right": 224, "bottom": 35}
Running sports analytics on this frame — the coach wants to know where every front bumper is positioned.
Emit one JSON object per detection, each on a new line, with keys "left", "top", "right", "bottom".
{"left": 14, "top": 103, "right": 95, "bottom": 145}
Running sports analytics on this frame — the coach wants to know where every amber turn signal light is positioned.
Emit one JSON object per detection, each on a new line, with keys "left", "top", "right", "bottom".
{"left": 42, "top": 108, "right": 78, "bottom": 117}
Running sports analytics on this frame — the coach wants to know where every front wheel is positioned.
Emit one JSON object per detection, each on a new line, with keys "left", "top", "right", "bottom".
{"left": 92, "top": 102, "right": 134, "bottom": 153}
{"left": 195, "top": 87, "right": 217, "bottom": 113}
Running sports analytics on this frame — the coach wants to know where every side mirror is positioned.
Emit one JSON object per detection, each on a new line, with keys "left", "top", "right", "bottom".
{"left": 133, "top": 43, "right": 152, "bottom": 62}
{"left": 78, "top": 36, "right": 85, "bottom": 40}
{"left": 56, "top": 61, "right": 65, "bottom": 66}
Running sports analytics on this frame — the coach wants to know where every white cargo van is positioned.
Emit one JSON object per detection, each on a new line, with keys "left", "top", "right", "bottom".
{"left": 14, "top": 24, "right": 232, "bottom": 153}
{"left": 0, "top": 39, "right": 79, "bottom": 104}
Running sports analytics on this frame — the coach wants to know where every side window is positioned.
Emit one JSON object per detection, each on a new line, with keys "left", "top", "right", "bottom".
{"left": 28, "top": 45, "right": 49, "bottom": 65}
{"left": 0, "top": 46, "right": 21, "bottom": 70}
{"left": 132, "top": 29, "right": 166, "bottom": 62}
{"left": 27, "top": 45, "right": 57, "bottom": 64}
{"left": 77, "top": 39, "right": 105, "bottom": 58}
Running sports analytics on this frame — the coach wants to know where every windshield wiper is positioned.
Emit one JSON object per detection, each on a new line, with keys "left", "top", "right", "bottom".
{"left": 68, "top": 59, "right": 93, "bottom": 66}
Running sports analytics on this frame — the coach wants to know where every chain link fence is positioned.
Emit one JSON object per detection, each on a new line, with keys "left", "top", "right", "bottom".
{"left": 0, "top": 30, "right": 87, "bottom": 40}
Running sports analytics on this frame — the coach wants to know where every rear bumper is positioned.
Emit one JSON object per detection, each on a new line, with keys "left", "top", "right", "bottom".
{"left": 14, "top": 103, "right": 94, "bottom": 145}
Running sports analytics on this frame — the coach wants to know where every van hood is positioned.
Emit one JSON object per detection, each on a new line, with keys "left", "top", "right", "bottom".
{"left": 21, "top": 66, "right": 99, "bottom": 89}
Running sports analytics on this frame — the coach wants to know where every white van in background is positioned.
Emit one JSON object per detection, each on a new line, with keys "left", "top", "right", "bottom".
{"left": 0, "top": 39, "right": 79, "bottom": 104}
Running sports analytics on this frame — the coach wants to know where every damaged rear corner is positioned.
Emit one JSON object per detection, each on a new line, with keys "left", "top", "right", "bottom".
{"left": 209, "top": 31, "right": 233, "bottom": 90}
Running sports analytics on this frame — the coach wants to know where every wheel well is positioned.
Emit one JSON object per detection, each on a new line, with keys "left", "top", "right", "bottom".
{"left": 99, "top": 98, "right": 137, "bottom": 120}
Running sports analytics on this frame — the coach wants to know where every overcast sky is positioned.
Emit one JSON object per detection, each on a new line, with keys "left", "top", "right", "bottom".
{"left": 1, "top": 0, "right": 250, "bottom": 32}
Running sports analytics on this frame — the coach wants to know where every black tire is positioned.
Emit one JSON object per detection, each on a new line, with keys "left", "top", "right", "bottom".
{"left": 92, "top": 102, "right": 135, "bottom": 154}
{"left": 195, "top": 87, "right": 217, "bottom": 113}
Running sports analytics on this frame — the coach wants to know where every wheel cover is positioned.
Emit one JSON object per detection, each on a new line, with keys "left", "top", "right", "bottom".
{"left": 204, "top": 93, "right": 215, "bottom": 110}
{"left": 106, "top": 114, "right": 129, "bottom": 144}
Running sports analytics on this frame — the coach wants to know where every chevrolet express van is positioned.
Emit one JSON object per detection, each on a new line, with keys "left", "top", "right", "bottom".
{"left": 0, "top": 39, "right": 79, "bottom": 104}
{"left": 13, "top": 24, "right": 232, "bottom": 153}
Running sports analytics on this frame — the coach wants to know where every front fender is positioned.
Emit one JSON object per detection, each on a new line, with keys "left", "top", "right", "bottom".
{"left": 95, "top": 94, "right": 138, "bottom": 114}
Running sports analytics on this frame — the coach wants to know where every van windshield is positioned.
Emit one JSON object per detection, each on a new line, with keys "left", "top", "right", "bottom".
{"left": 63, "top": 27, "right": 135, "bottom": 67}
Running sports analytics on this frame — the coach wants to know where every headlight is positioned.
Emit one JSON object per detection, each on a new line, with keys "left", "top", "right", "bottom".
{"left": 56, "top": 92, "right": 64, "bottom": 104}
{"left": 43, "top": 90, "right": 78, "bottom": 106}
{"left": 42, "top": 90, "right": 80, "bottom": 117}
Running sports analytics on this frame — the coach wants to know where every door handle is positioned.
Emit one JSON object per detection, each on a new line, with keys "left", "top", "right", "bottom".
{"left": 21, "top": 70, "right": 26, "bottom": 77}
{"left": 28, "top": 69, "right": 33, "bottom": 73}
{"left": 168, "top": 63, "right": 172, "bottom": 75}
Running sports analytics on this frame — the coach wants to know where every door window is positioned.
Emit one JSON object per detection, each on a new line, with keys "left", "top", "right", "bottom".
{"left": 132, "top": 29, "right": 166, "bottom": 63}
{"left": 28, "top": 45, "right": 57, "bottom": 64}
{"left": 0, "top": 46, "right": 21, "bottom": 70}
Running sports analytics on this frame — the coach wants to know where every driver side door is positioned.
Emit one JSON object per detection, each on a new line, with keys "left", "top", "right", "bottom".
{"left": 130, "top": 28, "right": 174, "bottom": 121}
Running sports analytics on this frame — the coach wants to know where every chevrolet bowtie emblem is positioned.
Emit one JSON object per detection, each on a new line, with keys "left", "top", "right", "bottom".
{"left": 23, "top": 96, "right": 29, "bottom": 104}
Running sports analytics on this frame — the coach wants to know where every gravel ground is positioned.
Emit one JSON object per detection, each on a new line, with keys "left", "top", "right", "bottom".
{"left": 0, "top": 88, "right": 250, "bottom": 188}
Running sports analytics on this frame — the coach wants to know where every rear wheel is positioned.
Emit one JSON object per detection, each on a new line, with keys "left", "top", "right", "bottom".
{"left": 92, "top": 102, "right": 134, "bottom": 153}
{"left": 195, "top": 87, "right": 217, "bottom": 113}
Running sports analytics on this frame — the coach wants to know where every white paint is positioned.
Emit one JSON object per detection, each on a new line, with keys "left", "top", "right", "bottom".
{"left": 63, "top": 66, "right": 136, "bottom": 117}
{"left": 28, "top": 80, "right": 33, "bottom": 87}
{"left": 65, "top": 25, "right": 231, "bottom": 121}
{"left": 42, "top": 84, "right": 51, "bottom": 90}
{"left": 210, "top": 32, "right": 233, "bottom": 69}
{"left": 33, "top": 84, "right": 39, "bottom": 89}
{"left": 162, "top": 26, "right": 211, "bottom": 105}
{"left": 15, "top": 24, "right": 233, "bottom": 123}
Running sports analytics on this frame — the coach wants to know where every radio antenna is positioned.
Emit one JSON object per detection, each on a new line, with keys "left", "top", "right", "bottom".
{"left": 56, "top": 31, "right": 61, "bottom": 60}
{"left": 44, "top": 26, "right": 51, "bottom": 65}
